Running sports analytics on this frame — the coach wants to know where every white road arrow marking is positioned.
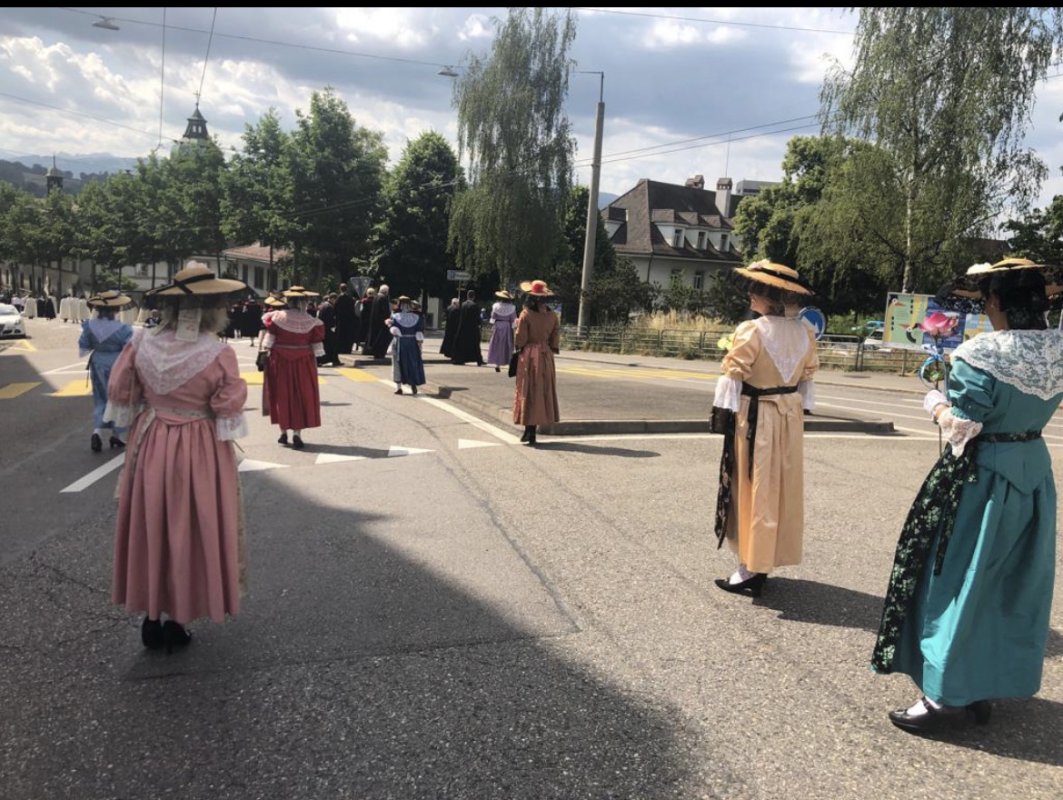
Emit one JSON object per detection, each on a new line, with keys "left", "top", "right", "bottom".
{"left": 314, "top": 453, "right": 368, "bottom": 464}
{"left": 60, "top": 454, "right": 125, "bottom": 493}
{"left": 387, "top": 446, "right": 434, "bottom": 457}
{"left": 238, "top": 459, "right": 289, "bottom": 473}
{"left": 458, "top": 438, "right": 501, "bottom": 450}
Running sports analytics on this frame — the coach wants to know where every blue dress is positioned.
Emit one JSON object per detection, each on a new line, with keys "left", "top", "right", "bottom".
{"left": 390, "top": 312, "right": 426, "bottom": 387}
{"left": 873, "top": 330, "right": 1063, "bottom": 705}
{"left": 79, "top": 319, "right": 134, "bottom": 431}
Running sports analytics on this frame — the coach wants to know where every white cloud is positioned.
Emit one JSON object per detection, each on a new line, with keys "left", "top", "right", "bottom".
{"left": 335, "top": 7, "right": 429, "bottom": 49}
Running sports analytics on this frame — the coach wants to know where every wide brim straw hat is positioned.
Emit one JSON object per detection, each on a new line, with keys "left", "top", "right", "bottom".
{"left": 148, "top": 263, "right": 246, "bottom": 296}
{"left": 263, "top": 295, "right": 287, "bottom": 308}
{"left": 941, "top": 257, "right": 1063, "bottom": 300}
{"left": 519, "top": 280, "right": 555, "bottom": 297}
{"left": 396, "top": 295, "right": 412, "bottom": 303}
{"left": 282, "top": 285, "right": 320, "bottom": 298}
{"left": 733, "top": 260, "right": 814, "bottom": 297}
{"left": 87, "top": 289, "right": 132, "bottom": 308}
{"left": 495, "top": 289, "right": 514, "bottom": 300}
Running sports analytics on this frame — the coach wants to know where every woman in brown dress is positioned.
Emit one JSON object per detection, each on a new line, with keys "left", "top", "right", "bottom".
{"left": 512, "top": 280, "right": 560, "bottom": 446}
{"left": 710, "top": 261, "right": 819, "bottom": 597}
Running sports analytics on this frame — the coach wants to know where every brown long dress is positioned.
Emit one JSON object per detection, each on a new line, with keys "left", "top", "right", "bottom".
{"left": 512, "top": 306, "right": 560, "bottom": 426}
{"left": 719, "top": 316, "right": 818, "bottom": 573}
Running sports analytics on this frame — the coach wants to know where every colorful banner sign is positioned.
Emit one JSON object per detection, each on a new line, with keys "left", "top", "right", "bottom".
{"left": 883, "top": 293, "right": 991, "bottom": 352}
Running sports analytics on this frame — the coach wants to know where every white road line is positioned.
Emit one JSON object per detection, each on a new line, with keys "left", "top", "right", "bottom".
{"left": 417, "top": 396, "right": 521, "bottom": 444}
{"left": 41, "top": 359, "right": 88, "bottom": 375}
{"left": 60, "top": 454, "right": 124, "bottom": 493}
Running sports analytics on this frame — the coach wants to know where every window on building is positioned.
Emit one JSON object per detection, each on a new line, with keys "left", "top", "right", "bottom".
{"left": 696, "top": 231, "right": 706, "bottom": 249}
{"left": 241, "top": 264, "right": 249, "bottom": 283}
{"left": 268, "top": 271, "right": 278, "bottom": 291}
{"left": 693, "top": 271, "right": 704, "bottom": 290}
{"left": 720, "top": 233, "right": 729, "bottom": 252}
{"left": 672, "top": 229, "right": 684, "bottom": 248}
{"left": 670, "top": 268, "right": 683, "bottom": 284}
{"left": 254, "top": 266, "right": 264, "bottom": 289}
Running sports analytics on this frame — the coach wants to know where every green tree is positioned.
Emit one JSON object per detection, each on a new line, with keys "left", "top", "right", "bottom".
{"left": 1003, "top": 195, "right": 1063, "bottom": 265}
{"left": 40, "top": 188, "right": 76, "bottom": 293}
{"left": 550, "top": 184, "right": 618, "bottom": 322}
{"left": 167, "top": 137, "right": 228, "bottom": 270}
{"left": 822, "top": 7, "right": 1063, "bottom": 292}
{"left": 371, "top": 131, "right": 463, "bottom": 303}
{"left": 581, "top": 257, "right": 656, "bottom": 324}
{"left": 449, "top": 7, "right": 577, "bottom": 285}
{"left": 290, "top": 87, "right": 388, "bottom": 285}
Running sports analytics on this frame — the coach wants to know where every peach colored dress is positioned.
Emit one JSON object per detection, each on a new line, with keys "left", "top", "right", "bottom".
{"left": 106, "top": 329, "right": 248, "bottom": 624}
{"left": 513, "top": 307, "right": 560, "bottom": 426}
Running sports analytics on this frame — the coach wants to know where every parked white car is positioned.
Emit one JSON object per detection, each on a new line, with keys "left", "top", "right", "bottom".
{"left": 0, "top": 303, "right": 26, "bottom": 338}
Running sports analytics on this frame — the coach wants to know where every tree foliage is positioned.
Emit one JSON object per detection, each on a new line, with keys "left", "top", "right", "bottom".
{"left": 822, "top": 7, "right": 1063, "bottom": 291}
{"left": 449, "top": 8, "right": 577, "bottom": 285}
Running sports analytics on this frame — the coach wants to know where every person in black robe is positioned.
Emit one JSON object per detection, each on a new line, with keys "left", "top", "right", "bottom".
{"left": 242, "top": 299, "right": 263, "bottom": 346}
{"left": 334, "top": 283, "right": 357, "bottom": 356}
{"left": 317, "top": 293, "right": 342, "bottom": 366}
{"left": 452, "top": 290, "right": 484, "bottom": 365}
{"left": 356, "top": 288, "right": 375, "bottom": 352}
{"left": 365, "top": 285, "right": 393, "bottom": 359}
{"left": 440, "top": 297, "right": 461, "bottom": 358}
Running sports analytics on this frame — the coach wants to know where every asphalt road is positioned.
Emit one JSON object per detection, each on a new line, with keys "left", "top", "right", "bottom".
{"left": 1, "top": 318, "right": 1061, "bottom": 799}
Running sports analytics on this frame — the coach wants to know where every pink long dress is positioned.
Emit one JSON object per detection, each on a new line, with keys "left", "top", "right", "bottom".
{"left": 106, "top": 328, "right": 249, "bottom": 624}
{"left": 263, "top": 310, "right": 324, "bottom": 430}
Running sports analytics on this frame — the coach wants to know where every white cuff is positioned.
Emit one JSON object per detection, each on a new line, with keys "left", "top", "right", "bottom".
{"left": 713, "top": 376, "right": 742, "bottom": 412}
{"left": 415, "top": 332, "right": 424, "bottom": 342}
{"left": 103, "top": 401, "right": 136, "bottom": 427}
{"left": 216, "top": 413, "right": 249, "bottom": 441}
{"left": 798, "top": 379, "right": 815, "bottom": 412}
{"left": 937, "top": 408, "right": 983, "bottom": 457}
{"left": 390, "top": 326, "right": 401, "bottom": 337}
{"left": 262, "top": 332, "right": 276, "bottom": 349}
{"left": 312, "top": 343, "right": 325, "bottom": 358}
{"left": 923, "top": 389, "right": 948, "bottom": 416}
{"left": 79, "top": 348, "right": 92, "bottom": 358}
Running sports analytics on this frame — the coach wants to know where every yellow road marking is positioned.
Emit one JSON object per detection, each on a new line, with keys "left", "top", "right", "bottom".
{"left": 49, "top": 378, "right": 92, "bottom": 397}
{"left": 4, "top": 339, "right": 37, "bottom": 352}
{"left": 240, "top": 371, "right": 326, "bottom": 385}
{"left": 0, "top": 381, "right": 41, "bottom": 399}
{"left": 335, "top": 368, "right": 378, "bottom": 383}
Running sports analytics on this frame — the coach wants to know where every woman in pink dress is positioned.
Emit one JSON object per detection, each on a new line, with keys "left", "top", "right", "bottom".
{"left": 262, "top": 286, "right": 325, "bottom": 449}
{"left": 105, "top": 263, "right": 248, "bottom": 653}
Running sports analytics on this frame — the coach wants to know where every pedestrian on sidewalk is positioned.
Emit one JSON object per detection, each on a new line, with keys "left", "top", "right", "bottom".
{"left": 872, "top": 258, "right": 1063, "bottom": 734}
{"left": 79, "top": 290, "right": 134, "bottom": 453}
{"left": 105, "top": 262, "right": 248, "bottom": 653}
{"left": 512, "top": 280, "right": 560, "bottom": 446}
{"left": 487, "top": 289, "right": 517, "bottom": 372}
{"left": 452, "top": 289, "right": 485, "bottom": 365}
{"left": 440, "top": 297, "right": 460, "bottom": 358}
{"left": 365, "top": 284, "right": 392, "bottom": 359}
{"left": 711, "top": 261, "right": 818, "bottom": 598}
{"left": 262, "top": 286, "right": 325, "bottom": 450}
{"left": 388, "top": 296, "right": 426, "bottom": 395}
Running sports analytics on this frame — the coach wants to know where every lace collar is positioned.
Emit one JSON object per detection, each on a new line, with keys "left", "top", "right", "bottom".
{"left": 752, "top": 316, "right": 812, "bottom": 384}
{"left": 86, "top": 318, "right": 127, "bottom": 343}
{"left": 952, "top": 329, "right": 1063, "bottom": 400}
{"left": 134, "top": 328, "right": 226, "bottom": 395}
{"left": 270, "top": 309, "right": 323, "bottom": 334}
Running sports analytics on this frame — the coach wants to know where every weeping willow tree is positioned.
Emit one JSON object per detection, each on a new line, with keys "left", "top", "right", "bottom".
{"left": 448, "top": 8, "right": 577, "bottom": 286}
{"left": 821, "top": 7, "right": 1063, "bottom": 292}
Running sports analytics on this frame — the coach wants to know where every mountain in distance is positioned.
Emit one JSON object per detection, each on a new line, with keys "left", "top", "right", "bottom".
{"left": 597, "top": 191, "right": 618, "bottom": 209}
{"left": 0, "top": 149, "right": 140, "bottom": 177}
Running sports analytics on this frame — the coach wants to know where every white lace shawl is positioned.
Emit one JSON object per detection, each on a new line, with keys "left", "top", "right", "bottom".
{"left": 269, "top": 309, "right": 323, "bottom": 334}
{"left": 135, "top": 328, "right": 227, "bottom": 395}
{"left": 752, "top": 316, "right": 812, "bottom": 384}
{"left": 952, "top": 329, "right": 1063, "bottom": 400}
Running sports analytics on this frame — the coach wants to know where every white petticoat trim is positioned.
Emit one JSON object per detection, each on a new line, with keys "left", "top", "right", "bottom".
{"left": 713, "top": 375, "right": 742, "bottom": 412}
{"left": 216, "top": 413, "right": 249, "bottom": 441}
{"left": 937, "top": 408, "right": 983, "bottom": 457}
{"left": 752, "top": 316, "right": 812, "bottom": 384}
{"left": 103, "top": 401, "right": 137, "bottom": 428}
{"left": 952, "top": 329, "right": 1063, "bottom": 400}
{"left": 798, "top": 379, "right": 815, "bottom": 411}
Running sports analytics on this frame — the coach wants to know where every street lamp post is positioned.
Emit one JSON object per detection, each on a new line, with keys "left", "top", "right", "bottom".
{"left": 576, "top": 71, "right": 604, "bottom": 336}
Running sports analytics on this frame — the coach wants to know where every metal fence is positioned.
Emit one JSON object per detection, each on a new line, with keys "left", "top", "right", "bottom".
{"left": 559, "top": 325, "right": 924, "bottom": 374}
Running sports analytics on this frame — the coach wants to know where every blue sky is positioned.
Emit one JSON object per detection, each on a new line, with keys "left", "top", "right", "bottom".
{"left": 3, "top": 7, "right": 1063, "bottom": 221}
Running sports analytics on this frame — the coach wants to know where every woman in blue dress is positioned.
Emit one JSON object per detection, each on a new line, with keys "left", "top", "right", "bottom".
{"left": 388, "top": 296, "right": 426, "bottom": 396}
{"left": 872, "top": 258, "right": 1063, "bottom": 733}
{"left": 79, "top": 290, "right": 135, "bottom": 452}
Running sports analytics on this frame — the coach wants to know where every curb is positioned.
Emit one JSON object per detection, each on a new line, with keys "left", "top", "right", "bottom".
{"left": 421, "top": 382, "right": 895, "bottom": 436}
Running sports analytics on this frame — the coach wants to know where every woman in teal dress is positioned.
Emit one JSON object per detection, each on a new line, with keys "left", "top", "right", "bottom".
{"left": 872, "top": 259, "right": 1063, "bottom": 733}
{"left": 79, "top": 290, "right": 134, "bottom": 452}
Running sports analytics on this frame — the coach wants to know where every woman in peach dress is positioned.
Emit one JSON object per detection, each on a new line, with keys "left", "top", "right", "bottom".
{"left": 105, "top": 263, "right": 249, "bottom": 653}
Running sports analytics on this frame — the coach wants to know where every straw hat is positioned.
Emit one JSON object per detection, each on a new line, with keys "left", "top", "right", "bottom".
{"left": 87, "top": 289, "right": 132, "bottom": 308}
{"left": 519, "top": 280, "right": 555, "bottom": 297}
{"left": 495, "top": 289, "right": 514, "bottom": 300}
{"left": 944, "top": 257, "right": 1063, "bottom": 299}
{"left": 283, "top": 285, "right": 320, "bottom": 298}
{"left": 149, "top": 262, "right": 246, "bottom": 296}
{"left": 263, "top": 295, "right": 287, "bottom": 308}
{"left": 733, "top": 261, "right": 813, "bottom": 297}
{"left": 396, "top": 295, "right": 412, "bottom": 303}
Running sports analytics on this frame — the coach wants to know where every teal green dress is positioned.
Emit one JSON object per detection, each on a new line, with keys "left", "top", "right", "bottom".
{"left": 872, "top": 329, "right": 1063, "bottom": 706}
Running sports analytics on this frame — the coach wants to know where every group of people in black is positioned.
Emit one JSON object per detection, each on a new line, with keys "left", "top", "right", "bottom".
{"left": 440, "top": 289, "right": 488, "bottom": 366}
{"left": 223, "top": 297, "right": 265, "bottom": 345}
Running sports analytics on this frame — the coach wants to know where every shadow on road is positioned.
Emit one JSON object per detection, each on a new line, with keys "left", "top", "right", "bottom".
{"left": 532, "top": 442, "right": 661, "bottom": 458}
{"left": 753, "top": 578, "right": 883, "bottom": 631}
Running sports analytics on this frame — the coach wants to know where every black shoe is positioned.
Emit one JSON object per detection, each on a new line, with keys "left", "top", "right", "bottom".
{"left": 520, "top": 427, "right": 531, "bottom": 443}
{"left": 278, "top": 432, "right": 288, "bottom": 445}
{"left": 292, "top": 434, "right": 304, "bottom": 450}
{"left": 524, "top": 430, "right": 537, "bottom": 446}
{"left": 162, "top": 620, "right": 192, "bottom": 654}
{"left": 109, "top": 436, "right": 125, "bottom": 449}
{"left": 889, "top": 697, "right": 992, "bottom": 734}
{"left": 411, "top": 385, "right": 418, "bottom": 395}
{"left": 495, "top": 366, "right": 501, "bottom": 372}
{"left": 714, "top": 572, "right": 767, "bottom": 598}
{"left": 90, "top": 433, "right": 102, "bottom": 452}
{"left": 394, "top": 388, "right": 403, "bottom": 395}
{"left": 141, "top": 617, "right": 164, "bottom": 650}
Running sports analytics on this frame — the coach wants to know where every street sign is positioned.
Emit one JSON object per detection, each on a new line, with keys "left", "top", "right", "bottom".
{"left": 798, "top": 306, "right": 827, "bottom": 340}
{"left": 446, "top": 270, "right": 471, "bottom": 281}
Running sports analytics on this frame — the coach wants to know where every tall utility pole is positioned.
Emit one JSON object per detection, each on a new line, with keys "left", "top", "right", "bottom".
{"left": 576, "top": 71, "right": 604, "bottom": 335}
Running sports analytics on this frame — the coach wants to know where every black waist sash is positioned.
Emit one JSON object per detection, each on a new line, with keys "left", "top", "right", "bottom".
{"left": 870, "top": 429, "right": 1043, "bottom": 673}
{"left": 741, "top": 384, "right": 799, "bottom": 479}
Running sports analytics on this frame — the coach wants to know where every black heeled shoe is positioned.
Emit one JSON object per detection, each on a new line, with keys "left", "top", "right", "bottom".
{"left": 278, "top": 432, "right": 288, "bottom": 445}
{"left": 109, "top": 435, "right": 125, "bottom": 449}
{"left": 888, "top": 697, "right": 992, "bottom": 734}
{"left": 292, "top": 434, "right": 304, "bottom": 450}
{"left": 90, "top": 433, "right": 102, "bottom": 452}
{"left": 520, "top": 428, "right": 530, "bottom": 443}
{"left": 141, "top": 617, "right": 164, "bottom": 650}
{"left": 162, "top": 620, "right": 192, "bottom": 655}
{"left": 714, "top": 572, "right": 767, "bottom": 598}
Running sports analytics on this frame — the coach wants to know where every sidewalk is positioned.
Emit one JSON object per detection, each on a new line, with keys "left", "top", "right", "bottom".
{"left": 348, "top": 335, "right": 900, "bottom": 436}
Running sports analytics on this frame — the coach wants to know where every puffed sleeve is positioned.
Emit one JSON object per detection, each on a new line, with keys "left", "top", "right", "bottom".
{"left": 714, "top": 321, "right": 759, "bottom": 411}
{"left": 103, "top": 333, "right": 143, "bottom": 427}
{"left": 78, "top": 321, "right": 93, "bottom": 358}
{"left": 798, "top": 326, "right": 819, "bottom": 411}
{"left": 514, "top": 310, "right": 529, "bottom": 349}
{"left": 310, "top": 319, "right": 325, "bottom": 358}
{"left": 934, "top": 358, "right": 993, "bottom": 456}
{"left": 416, "top": 314, "right": 425, "bottom": 342}
{"left": 262, "top": 314, "right": 277, "bottom": 350}
{"left": 211, "top": 347, "right": 249, "bottom": 441}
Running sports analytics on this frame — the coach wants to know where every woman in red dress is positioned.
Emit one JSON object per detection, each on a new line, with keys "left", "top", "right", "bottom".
{"left": 262, "top": 286, "right": 325, "bottom": 449}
